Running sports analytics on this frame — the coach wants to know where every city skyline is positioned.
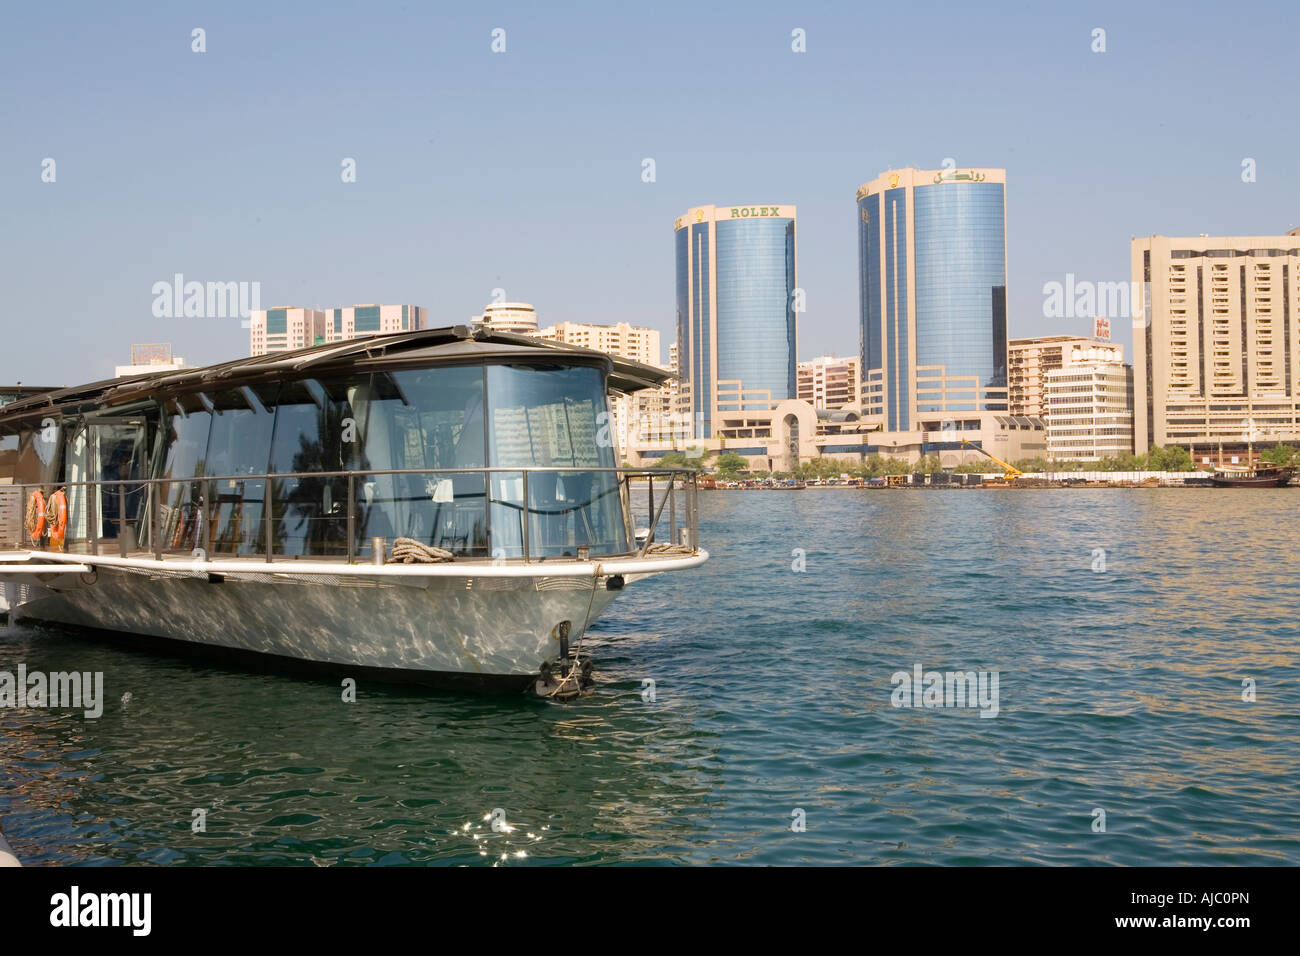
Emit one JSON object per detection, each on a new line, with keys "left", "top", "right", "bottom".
{"left": 4, "top": 2, "right": 1298, "bottom": 388}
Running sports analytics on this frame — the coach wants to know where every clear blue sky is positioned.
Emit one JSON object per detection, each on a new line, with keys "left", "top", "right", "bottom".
{"left": 3, "top": 0, "right": 1297, "bottom": 386}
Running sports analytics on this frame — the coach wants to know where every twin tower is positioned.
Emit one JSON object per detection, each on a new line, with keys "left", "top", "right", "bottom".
{"left": 675, "top": 168, "right": 1009, "bottom": 440}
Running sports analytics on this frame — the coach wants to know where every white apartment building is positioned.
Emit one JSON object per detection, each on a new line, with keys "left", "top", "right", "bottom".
{"left": 322, "top": 305, "right": 427, "bottom": 344}
{"left": 250, "top": 305, "right": 427, "bottom": 355}
{"left": 473, "top": 302, "right": 539, "bottom": 335}
{"left": 249, "top": 307, "right": 326, "bottom": 355}
{"left": 1045, "top": 361, "right": 1135, "bottom": 461}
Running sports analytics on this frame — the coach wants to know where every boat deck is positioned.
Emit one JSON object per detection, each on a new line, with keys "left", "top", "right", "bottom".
{"left": 0, "top": 545, "right": 709, "bottom": 579}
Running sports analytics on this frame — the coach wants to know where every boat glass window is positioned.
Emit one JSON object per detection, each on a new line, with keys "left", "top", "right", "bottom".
{"left": 268, "top": 376, "right": 367, "bottom": 556}
{"left": 486, "top": 364, "right": 627, "bottom": 557}
{"left": 63, "top": 424, "right": 91, "bottom": 544}
{"left": 204, "top": 386, "right": 278, "bottom": 555}
{"left": 160, "top": 395, "right": 212, "bottom": 481}
{"left": 353, "top": 367, "right": 488, "bottom": 558}
{"left": 11, "top": 420, "right": 62, "bottom": 487}
{"left": 92, "top": 419, "right": 150, "bottom": 545}
{"left": 158, "top": 395, "right": 212, "bottom": 551}
{"left": 0, "top": 433, "right": 17, "bottom": 484}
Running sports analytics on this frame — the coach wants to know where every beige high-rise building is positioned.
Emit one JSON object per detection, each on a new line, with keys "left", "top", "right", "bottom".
{"left": 1008, "top": 336, "right": 1113, "bottom": 418}
{"left": 1132, "top": 233, "right": 1300, "bottom": 451}
{"left": 537, "top": 321, "right": 661, "bottom": 367}
{"left": 797, "top": 355, "right": 860, "bottom": 410}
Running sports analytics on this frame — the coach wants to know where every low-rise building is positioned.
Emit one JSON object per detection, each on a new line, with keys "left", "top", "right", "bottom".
{"left": 1008, "top": 335, "right": 1114, "bottom": 418}
{"left": 537, "top": 321, "right": 660, "bottom": 368}
{"left": 249, "top": 307, "right": 326, "bottom": 354}
{"left": 249, "top": 304, "right": 427, "bottom": 355}
{"left": 472, "top": 302, "right": 539, "bottom": 335}
{"left": 797, "top": 355, "right": 860, "bottom": 410}
{"left": 623, "top": 404, "right": 1046, "bottom": 473}
{"left": 322, "top": 305, "right": 427, "bottom": 344}
{"left": 115, "top": 344, "right": 188, "bottom": 378}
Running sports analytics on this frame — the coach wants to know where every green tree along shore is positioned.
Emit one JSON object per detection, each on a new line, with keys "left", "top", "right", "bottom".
{"left": 1011, "top": 445, "right": 1195, "bottom": 473}
{"left": 1260, "top": 442, "right": 1300, "bottom": 465}
{"left": 1014, "top": 442, "right": 1298, "bottom": 473}
{"left": 642, "top": 443, "right": 1299, "bottom": 480}
{"left": 655, "top": 449, "right": 711, "bottom": 472}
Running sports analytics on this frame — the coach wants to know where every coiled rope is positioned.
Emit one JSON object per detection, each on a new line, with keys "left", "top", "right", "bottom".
{"left": 645, "top": 542, "right": 694, "bottom": 555}
{"left": 385, "top": 537, "right": 456, "bottom": 564}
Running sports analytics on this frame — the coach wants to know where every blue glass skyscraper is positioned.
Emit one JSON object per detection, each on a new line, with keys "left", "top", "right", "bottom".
{"left": 675, "top": 204, "right": 797, "bottom": 439}
{"left": 856, "top": 169, "right": 1008, "bottom": 433}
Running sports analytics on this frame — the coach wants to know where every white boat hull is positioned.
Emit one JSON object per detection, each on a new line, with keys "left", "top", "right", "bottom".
{"left": 2, "top": 564, "right": 631, "bottom": 688}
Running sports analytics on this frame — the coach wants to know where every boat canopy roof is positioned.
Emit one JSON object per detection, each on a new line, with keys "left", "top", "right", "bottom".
{"left": 0, "top": 325, "right": 672, "bottom": 427}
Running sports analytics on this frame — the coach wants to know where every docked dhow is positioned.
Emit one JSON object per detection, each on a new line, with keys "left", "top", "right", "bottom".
{"left": 0, "top": 327, "right": 707, "bottom": 695}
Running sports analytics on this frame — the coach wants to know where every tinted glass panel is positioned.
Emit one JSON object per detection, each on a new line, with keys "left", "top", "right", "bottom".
{"left": 715, "top": 217, "right": 797, "bottom": 410}
{"left": 204, "top": 386, "right": 277, "bottom": 555}
{"left": 487, "top": 364, "right": 627, "bottom": 557}
{"left": 691, "top": 222, "right": 711, "bottom": 438}
{"left": 354, "top": 366, "right": 487, "bottom": 558}
{"left": 0, "top": 433, "right": 16, "bottom": 484}
{"left": 913, "top": 182, "right": 1006, "bottom": 394}
{"left": 675, "top": 226, "right": 690, "bottom": 418}
{"left": 354, "top": 306, "right": 380, "bottom": 332}
{"left": 11, "top": 423, "right": 62, "bottom": 486}
{"left": 93, "top": 420, "right": 149, "bottom": 542}
{"left": 158, "top": 396, "right": 211, "bottom": 550}
{"left": 268, "top": 376, "right": 365, "bottom": 556}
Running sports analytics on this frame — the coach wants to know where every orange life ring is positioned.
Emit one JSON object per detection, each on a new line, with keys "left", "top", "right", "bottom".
{"left": 25, "top": 490, "right": 46, "bottom": 543}
{"left": 46, "top": 489, "right": 68, "bottom": 550}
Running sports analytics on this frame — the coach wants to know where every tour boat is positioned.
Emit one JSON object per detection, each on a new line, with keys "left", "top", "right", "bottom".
{"left": 1208, "top": 463, "right": 1295, "bottom": 487}
{"left": 0, "top": 327, "right": 707, "bottom": 695}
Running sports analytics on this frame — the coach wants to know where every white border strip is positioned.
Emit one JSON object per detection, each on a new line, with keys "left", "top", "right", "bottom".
{"left": 0, "top": 564, "right": 93, "bottom": 574}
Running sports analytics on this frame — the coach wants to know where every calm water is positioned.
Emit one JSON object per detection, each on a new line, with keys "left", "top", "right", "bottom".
{"left": 2, "top": 490, "right": 1298, "bottom": 865}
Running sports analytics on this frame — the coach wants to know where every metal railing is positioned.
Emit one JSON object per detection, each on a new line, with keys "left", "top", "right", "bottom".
{"left": 3, "top": 466, "right": 700, "bottom": 565}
